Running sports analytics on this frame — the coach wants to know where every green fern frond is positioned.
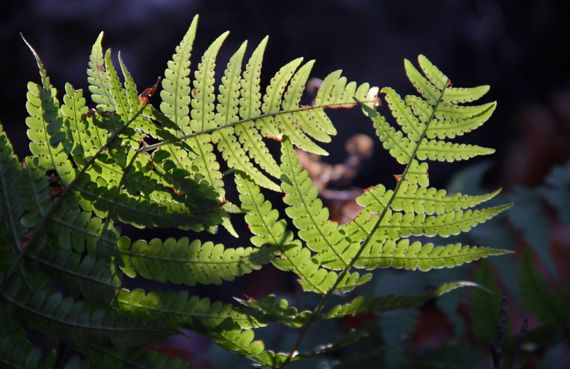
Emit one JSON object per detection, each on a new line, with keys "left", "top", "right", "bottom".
{"left": 324, "top": 281, "right": 478, "bottom": 319}
{"left": 236, "top": 173, "right": 371, "bottom": 293}
{"left": 116, "top": 288, "right": 284, "bottom": 367}
{"left": 236, "top": 37, "right": 282, "bottom": 179}
{"left": 104, "top": 50, "right": 130, "bottom": 118}
{"left": 117, "top": 288, "right": 263, "bottom": 329}
{"left": 417, "top": 139, "right": 494, "bottom": 162}
{"left": 118, "top": 236, "right": 274, "bottom": 286}
{"left": 236, "top": 294, "right": 311, "bottom": 328}
{"left": 61, "top": 83, "right": 101, "bottom": 163}
{"left": 25, "top": 82, "right": 75, "bottom": 182}
{"left": 358, "top": 182, "right": 501, "bottom": 215}
{"left": 118, "top": 52, "right": 141, "bottom": 114}
{"left": 280, "top": 140, "right": 355, "bottom": 269}
{"left": 208, "top": 325, "right": 290, "bottom": 368}
{"left": 0, "top": 22, "right": 514, "bottom": 369}
{"left": 212, "top": 42, "right": 280, "bottom": 192}
{"left": 1, "top": 279, "right": 171, "bottom": 343}
{"left": 353, "top": 240, "right": 510, "bottom": 271}
{"left": 28, "top": 250, "right": 120, "bottom": 304}
{"left": 0, "top": 126, "right": 26, "bottom": 269}
{"left": 160, "top": 16, "right": 198, "bottom": 135}
{"left": 87, "top": 32, "right": 115, "bottom": 112}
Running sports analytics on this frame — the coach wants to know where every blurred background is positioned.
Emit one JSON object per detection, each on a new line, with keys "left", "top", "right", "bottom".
{"left": 1, "top": 0, "right": 569, "bottom": 368}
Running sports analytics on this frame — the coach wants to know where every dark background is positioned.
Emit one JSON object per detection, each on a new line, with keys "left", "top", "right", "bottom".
{"left": 2, "top": 0, "right": 569, "bottom": 189}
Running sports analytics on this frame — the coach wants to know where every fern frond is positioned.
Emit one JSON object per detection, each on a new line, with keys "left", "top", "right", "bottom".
{"left": 417, "top": 139, "right": 494, "bottom": 162}
{"left": 236, "top": 173, "right": 371, "bottom": 293}
{"left": 118, "top": 52, "right": 141, "bottom": 114}
{"left": 426, "top": 102, "right": 497, "bottom": 139}
{"left": 116, "top": 288, "right": 284, "bottom": 367}
{"left": 274, "top": 242, "right": 372, "bottom": 294}
{"left": 19, "top": 160, "right": 118, "bottom": 254}
{"left": 160, "top": 15, "right": 198, "bottom": 135}
{"left": 236, "top": 294, "right": 311, "bottom": 328}
{"left": 382, "top": 87, "right": 423, "bottom": 141}
{"left": 353, "top": 240, "right": 510, "bottom": 271}
{"left": 359, "top": 183, "right": 501, "bottom": 215}
{"left": 117, "top": 288, "right": 263, "bottom": 329}
{"left": 350, "top": 204, "right": 509, "bottom": 241}
{"left": 76, "top": 172, "right": 223, "bottom": 231}
{"left": 276, "top": 61, "right": 328, "bottom": 155}
{"left": 280, "top": 140, "right": 355, "bottom": 269}
{"left": 324, "top": 281, "right": 478, "bottom": 319}
{"left": 212, "top": 42, "right": 280, "bottom": 192}
{"left": 28, "top": 250, "right": 120, "bottom": 304}
{"left": 186, "top": 31, "right": 229, "bottom": 198}
{"left": 442, "top": 85, "right": 491, "bottom": 104}
{"left": 0, "top": 126, "right": 26, "bottom": 266}
{"left": 208, "top": 325, "right": 290, "bottom": 368}
{"left": 1, "top": 279, "right": 171, "bottom": 343}
{"left": 61, "top": 83, "right": 100, "bottom": 163}
{"left": 25, "top": 82, "right": 75, "bottom": 181}
{"left": 259, "top": 58, "right": 303, "bottom": 139}
{"left": 87, "top": 32, "right": 115, "bottom": 112}
{"left": 117, "top": 236, "right": 274, "bottom": 286}
{"left": 236, "top": 37, "right": 282, "bottom": 178}
{"left": 104, "top": 50, "right": 130, "bottom": 118}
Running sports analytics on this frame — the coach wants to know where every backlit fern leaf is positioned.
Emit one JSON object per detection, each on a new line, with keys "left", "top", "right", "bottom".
{"left": 0, "top": 20, "right": 513, "bottom": 369}
{"left": 1, "top": 278, "right": 171, "bottom": 344}
{"left": 117, "top": 236, "right": 275, "bottom": 286}
{"left": 236, "top": 173, "right": 371, "bottom": 293}
{"left": 87, "top": 32, "right": 115, "bottom": 112}
{"left": 0, "top": 127, "right": 26, "bottom": 274}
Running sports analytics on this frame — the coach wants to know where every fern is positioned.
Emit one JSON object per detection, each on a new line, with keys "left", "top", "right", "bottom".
{"left": 0, "top": 17, "right": 511, "bottom": 369}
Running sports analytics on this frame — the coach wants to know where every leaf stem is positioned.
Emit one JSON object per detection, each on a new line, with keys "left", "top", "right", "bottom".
{"left": 136, "top": 100, "right": 378, "bottom": 153}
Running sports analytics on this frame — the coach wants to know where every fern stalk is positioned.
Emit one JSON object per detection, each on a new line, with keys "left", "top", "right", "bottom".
{"left": 136, "top": 99, "right": 378, "bottom": 153}
{"left": 0, "top": 102, "right": 148, "bottom": 295}
{"left": 278, "top": 86, "right": 449, "bottom": 369}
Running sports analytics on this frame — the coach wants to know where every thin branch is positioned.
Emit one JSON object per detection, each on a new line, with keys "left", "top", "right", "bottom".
{"left": 490, "top": 295, "right": 508, "bottom": 369}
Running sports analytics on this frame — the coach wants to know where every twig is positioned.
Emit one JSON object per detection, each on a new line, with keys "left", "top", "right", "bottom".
{"left": 490, "top": 295, "right": 508, "bottom": 369}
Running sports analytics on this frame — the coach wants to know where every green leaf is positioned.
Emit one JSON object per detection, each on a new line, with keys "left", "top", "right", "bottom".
{"left": 87, "top": 32, "right": 115, "bottom": 112}
{"left": 160, "top": 15, "right": 198, "bottom": 135}
{"left": 280, "top": 139, "right": 355, "bottom": 269}
{"left": 353, "top": 240, "right": 509, "bottom": 271}
{"left": 519, "top": 251, "right": 570, "bottom": 332}
{"left": 118, "top": 236, "right": 275, "bottom": 286}
{"left": 324, "top": 281, "right": 478, "bottom": 319}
